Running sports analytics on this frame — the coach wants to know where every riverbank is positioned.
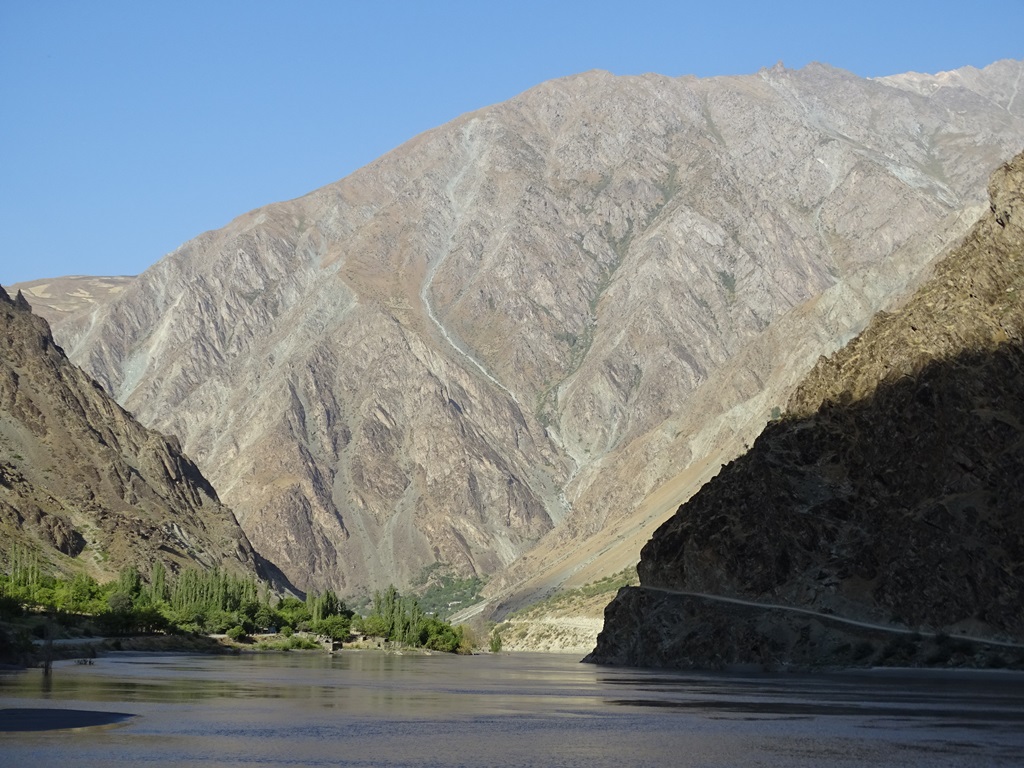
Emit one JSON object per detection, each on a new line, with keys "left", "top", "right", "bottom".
{"left": 5, "top": 630, "right": 463, "bottom": 669}
{"left": 5, "top": 632, "right": 237, "bottom": 669}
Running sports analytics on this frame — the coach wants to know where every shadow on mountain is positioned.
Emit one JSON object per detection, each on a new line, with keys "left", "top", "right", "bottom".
{"left": 587, "top": 340, "right": 1024, "bottom": 669}
{"left": 0, "top": 284, "right": 294, "bottom": 594}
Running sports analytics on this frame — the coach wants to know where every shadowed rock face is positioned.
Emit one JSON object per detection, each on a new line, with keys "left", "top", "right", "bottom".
{"left": 587, "top": 152, "right": 1024, "bottom": 670}
{"left": 0, "top": 286, "right": 280, "bottom": 585}
{"left": 27, "top": 61, "right": 1024, "bottom": 597}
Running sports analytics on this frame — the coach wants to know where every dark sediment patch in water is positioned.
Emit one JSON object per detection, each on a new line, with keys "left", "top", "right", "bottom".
{"left": 0, "top": 708, "right": 135, "bottom": 731}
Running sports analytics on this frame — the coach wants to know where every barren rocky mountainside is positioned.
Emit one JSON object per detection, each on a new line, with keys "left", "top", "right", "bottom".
{"left": 0, "top": 285, "right": 279, "bottom": 585}
{"left": 588, "top": 151, "right": 1024, "bottom": 669}
{"left": 24, "top": 60, "right": 1024, "bottom": 601}
{"left": 13, "top": 276, "right": 134, "bottom": 324}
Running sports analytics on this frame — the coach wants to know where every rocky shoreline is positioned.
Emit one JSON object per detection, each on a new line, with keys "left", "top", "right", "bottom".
{"left": 584, "top": 588, "right": 1024, "bottom": 671}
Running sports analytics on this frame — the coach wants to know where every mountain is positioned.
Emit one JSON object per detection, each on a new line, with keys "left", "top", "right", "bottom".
{"left": 27, "top": 60, "right": 1024, "bottom": 600}
{"left": 586, "top": 150, "right": 1024, "bottom": 669}
{"left": 12, "top": 276, "right": 135, "bottom": 325}
{"left": 0, "top": 285, "right": 279, "bottom": 585}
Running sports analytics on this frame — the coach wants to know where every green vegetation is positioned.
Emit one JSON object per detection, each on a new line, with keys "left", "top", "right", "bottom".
{"left": 356, "top": 585, "right": 470, "bottom": 653}
{"left": 1, "top": 546, "right": 469, "bottom": 656}
{"left": 509, "top": 567, "right": 638, "bottom": 619}
{"left": 254, "top": 634, "right": 322, "bottom": 651}
{"left": 0, "top": 544, "right": 351, "bottom": 642}
{"left": 411, "top": 564, "right": 485, "bottom": 619}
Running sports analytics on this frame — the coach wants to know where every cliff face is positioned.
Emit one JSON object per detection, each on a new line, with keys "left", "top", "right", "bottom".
{"left": 587, "top": 152, "right": 1024, "bottom": 669}
{"left": 24, "top": 61, "right": 1024, "bottom": 598}
{"left": 0, "top": 286, "right": 276, "bottom": 584}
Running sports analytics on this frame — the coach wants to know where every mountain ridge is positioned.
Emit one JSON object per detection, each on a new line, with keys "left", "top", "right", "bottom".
{"left": 0, "top": 285, "right": 284, "bottom": 587}
{"left": 20, "top": 60, "right": 1024, "bottom": 605}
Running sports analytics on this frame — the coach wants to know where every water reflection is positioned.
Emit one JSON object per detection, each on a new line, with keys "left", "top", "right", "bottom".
{"left": 600, "top": 668, "right": 1024, "bottom": 722}
{"left": 1, "top": 652, "right": 1022, "bottom": 767}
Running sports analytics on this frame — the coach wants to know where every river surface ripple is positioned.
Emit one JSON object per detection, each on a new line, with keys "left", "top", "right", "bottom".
{"left": 1, "top": 651, "right": 1022, "bottom": 767}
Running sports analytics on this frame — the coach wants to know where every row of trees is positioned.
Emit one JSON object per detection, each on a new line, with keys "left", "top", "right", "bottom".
{"left": 0, "top": 546, "right": 353, "bottom": 639}
{"left": 360, "top": 585, "right": 467, "bottom": 652}
{"left": 1, "top": 547, "right": 467, "bottom": 652}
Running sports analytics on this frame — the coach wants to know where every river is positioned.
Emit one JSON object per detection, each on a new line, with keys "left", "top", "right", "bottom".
{"left": 1, "top": 651, "right": 1022, "bottom": 766}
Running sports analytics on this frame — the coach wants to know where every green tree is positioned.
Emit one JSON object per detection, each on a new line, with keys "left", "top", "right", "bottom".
{"left": 275, "top": 597, "right": 311, "bottom": 630}
{"left": 254, "top": 604, "right": 275, "bottom": 632}
{"left": 107, "top": 591, "right": 134, "bottom": 615}
{"left": 360, "top": 585, "right": 464, "bottom": 652}
{"left": 418, "top": 617, "right": 462, "bottom": 652}
{"left": 360, "top": 614, "right": 389, "bottom": 637}
{"left": 149, "top": 561, "right": 168, "bottom": 604}
{"left": 116, "top": 567, "right": 142, "bottom": 599}
{"left": 313, "top": 614, "right": 351, "bottom": 641}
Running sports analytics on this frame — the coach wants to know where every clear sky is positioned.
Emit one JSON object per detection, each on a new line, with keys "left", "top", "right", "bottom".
{"left": 2, "top": 0, "right": 1021, "bottom": 285}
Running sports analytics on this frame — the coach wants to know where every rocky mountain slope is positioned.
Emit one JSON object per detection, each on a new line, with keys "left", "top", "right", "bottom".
{"left": 28, "top": 60, "right": 1024, "bottom": 599}
{"left": 13, "top": 276, "right": 135, "bottom": 325}
{"left": 0, "top": 285, "right": 278, "bottom": 584}
{"left": 587, "top": 151, "right": 1024, "bottom": 669}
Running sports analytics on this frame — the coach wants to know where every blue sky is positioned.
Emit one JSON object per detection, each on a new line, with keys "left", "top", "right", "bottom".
{"left": 2, "top": 0, "right": 1021, "bottom": 285}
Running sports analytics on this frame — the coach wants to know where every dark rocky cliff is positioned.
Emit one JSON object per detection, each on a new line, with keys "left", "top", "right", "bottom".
{"left": 0, "top": 285, "right": 284, "bottom": 585}
{"left": 586, "top": 151, "right": 1024, "bottom": 670}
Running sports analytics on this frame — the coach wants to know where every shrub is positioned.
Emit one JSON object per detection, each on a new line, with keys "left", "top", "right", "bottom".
{"left": 419, "top": 617, "right": 462, "bottom": 653}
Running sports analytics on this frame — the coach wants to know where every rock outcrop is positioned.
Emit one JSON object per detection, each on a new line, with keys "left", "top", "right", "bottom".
{"left": 0, "top": 285, "right": 281, "bottom": 585}
{"left": 586, "top": 152, "right": 1024, "bottom": 669}
{"left": 23, "top": 61, "right": 1024, "bottom": 599}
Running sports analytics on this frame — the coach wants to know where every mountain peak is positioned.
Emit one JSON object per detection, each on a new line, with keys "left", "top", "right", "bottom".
{"left": 28, "top": 62, "right": 1024, "bottom": 604}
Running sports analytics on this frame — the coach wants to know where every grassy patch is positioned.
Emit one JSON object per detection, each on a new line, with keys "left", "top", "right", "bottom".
{"left": 411, "top": 564, "right": 485, "bottom": 620}
{"left": 254, "top": 634, "right": 321, "bottom": 651}
{"left": 510, "top": 567, "right": 638, "bottom": 619}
